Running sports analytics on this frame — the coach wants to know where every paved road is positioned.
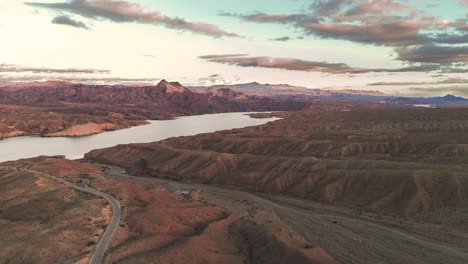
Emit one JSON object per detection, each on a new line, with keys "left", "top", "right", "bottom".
{"left": 99, "top": 164, "right": 468, "bottom": 264}
{"left": 76, "top": 180, "right": 121, "bottom": 264}
{"left": 22, "top": 167, "right": 121, "bottom": 264}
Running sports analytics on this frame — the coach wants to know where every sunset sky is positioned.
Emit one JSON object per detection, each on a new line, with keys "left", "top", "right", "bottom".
{"left": 0, "top": 0, "right": 467, "bottom": 95}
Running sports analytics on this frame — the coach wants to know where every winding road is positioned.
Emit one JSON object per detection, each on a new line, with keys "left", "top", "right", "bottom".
{"left": 100, "top": 164, "right": 468, "bottom": 264}
{"left": 19, "top": 163, "right": 468, "bottom": 264}
{"left": 76, "top": 180, "right": 121, "bottom": 264}
{"left": 21, "top": 167, "right": 121, "bottom": 264}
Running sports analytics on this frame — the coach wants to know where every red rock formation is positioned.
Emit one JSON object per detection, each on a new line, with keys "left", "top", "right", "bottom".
{"left": 0, "top": 80, "right": 310, "bottom": 138}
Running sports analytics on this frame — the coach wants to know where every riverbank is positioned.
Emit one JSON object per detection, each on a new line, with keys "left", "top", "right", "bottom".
{"left": 0, "top": 112, "right": 279, "bottom": 162}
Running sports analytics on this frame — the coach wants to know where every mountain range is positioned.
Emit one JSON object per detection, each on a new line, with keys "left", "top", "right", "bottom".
{"left": 190, "top": 82, "right": 468, "bottom": 105}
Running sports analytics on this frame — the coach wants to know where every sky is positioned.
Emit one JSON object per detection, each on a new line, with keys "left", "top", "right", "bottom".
{"left": 0, "top": 0, "right": 467, "bottom": 95}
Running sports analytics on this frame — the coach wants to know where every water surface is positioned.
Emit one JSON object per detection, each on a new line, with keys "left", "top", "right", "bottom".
{"left": 0, "top": 112, "right": 278, "bottom": 162}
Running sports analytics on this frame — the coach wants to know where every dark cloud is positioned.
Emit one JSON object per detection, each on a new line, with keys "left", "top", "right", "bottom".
{"left": 199, "top": 54, "right": 248, "bottom": 59}
{"left": 51, "top": 15, "right": 89, "bottom": 29}
{"left": 225, "top": 8, "right": 444, "bottom": 46}
{"left": 452, "top": 18, "right": 468, "bottom": 31}
{"left": 428, "top": 32, "right": 468, "bottom": 44}
{"left": 199, "top": 54, "right": 448, "bottom": 74}
{"left": 380, "top": 64, "right": 441, "bottom": 73}
{"left": 0, "top": 64, "right": 109, "bottom": 74}
{"left": 222, "top": 0, "right": 467, "bottom": 66}
{"left": 220, "top": 12, "right": 318, "bottom": 24}
{"left": 300, "top": 21, "right": 428, "bottom": 46}
{"left": 396, "top": 44, "right": 468, "bottom": 64}
{"left": 26, "top": 0, "right": 240, "bottom": 38}
{"left": 200, "top": 54, "right": 368, "bottom": 73}
{"left": 311, "top": 0, "right": 353, "bottom": 16}
{"left": 270, "top": 36, "right": 291, "bottom": 41}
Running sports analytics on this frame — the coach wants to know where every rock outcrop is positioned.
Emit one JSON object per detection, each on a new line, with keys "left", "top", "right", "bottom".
{"left": 0, "top": 80, "right": 310, "bottom": 139}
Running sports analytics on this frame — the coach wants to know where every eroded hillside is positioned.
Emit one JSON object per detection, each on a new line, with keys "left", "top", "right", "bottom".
{"left": 86, "top": 107, "right": 468, "bottom": 220}
{"left": 0, "top": 156, "right": 335, "bottom": 264}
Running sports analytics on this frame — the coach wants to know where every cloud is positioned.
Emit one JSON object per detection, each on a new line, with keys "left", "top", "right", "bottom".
{"left": 311, "top": 0, "right": 354, "bottom": 16}
{"left": 194, "top": 74, "right": 240, "bottom": 86}
{"left": 300, "top": 21, "right": 427, "bottom": 46}
{"left": 427, "top": 32, "right": 468, "bottom": 44}
{"left": 51, "top": 15, "right": 89, "bottom": 29}
{"left": 441, "top": 68, "right": 468, "bottom": 73}
{"left": 199, "top": 54, "right": 248, "bottom": 59}
{"left": 369, "top": 78, "right": 468, "bottom": 86}
{"left": 200, "top": 54, "right": 368, "bottom": 73}
{"left": 0, "top": 74, "right": 161, "bottom": 84}
{"left": 26, "top": 0, "right": 240, "bottom": 37}
{"left": 0, "top": 63, "right": 109, "bottom": 74}
{"left": 222, "top": 0, "right": 467, "bottom": 65}
{"left": 199, "top": 54, "right": 448, "bottom": 74}
{"left": 438, "top": 78, "right": 468, "bottom": 84}
{"left": 270, "top": 36, "right": 291, "bottom": 41}
{"left": 226, "top": 10, "right": 448, "bottom": 46}
{"left": 452, "top": 18, "right": 468, "bottom": 32}
{"left": 396, "top": 44, "right": 468, "bottom": 64}
{"left": 368, "top": 81, "right": 428, "bottom": 86}
{"left": 220, "top": 12, "right": 318, "bottom": 24}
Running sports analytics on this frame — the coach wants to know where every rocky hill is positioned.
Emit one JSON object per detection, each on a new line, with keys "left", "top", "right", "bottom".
{"left": 0, "top": 80, "right": 307, "bottom": 111}
{"left": 0, "top": 80, "right": 310, "bottom": 138}
{"left": 86, "top": 107, "right": 468, "bottom": 220}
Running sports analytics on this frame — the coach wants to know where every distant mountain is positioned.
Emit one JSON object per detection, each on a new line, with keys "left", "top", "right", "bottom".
{"left": 189, "top": 82, "right": 326, "bottom": 97}
{"left": 206, "top": 87, "right": 248, "bottom": 99}
{"left": 0, "top": 81, "right": 76, "bottom": 91}
{"left": 188, "top": 82, "right": 468, "bottom": 105}
{"left": 387, "top": 94, "right": 468, "bottom": 105}
{"left": 0, "top": 80, "right": 310, "bottom": 119}
{"left": 188, "top": 82, "right": 386, "bottom": 99}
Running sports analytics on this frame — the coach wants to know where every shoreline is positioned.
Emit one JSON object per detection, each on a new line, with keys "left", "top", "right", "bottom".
{"left": 0, "top": 111, "right": 282, "bottom": 140}
{"left": 0, "top": 112, "right": 280, "bottom": 163}
{"left": 0, "top": 120, "right": 148, "bottom": 140}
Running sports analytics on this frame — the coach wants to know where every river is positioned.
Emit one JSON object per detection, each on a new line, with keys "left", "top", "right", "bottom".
{"left": 0, "top": 112, "right": 278, "bottom": 162}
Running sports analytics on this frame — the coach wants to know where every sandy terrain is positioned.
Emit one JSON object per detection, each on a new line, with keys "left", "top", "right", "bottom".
{"left": 96, "top": 164, "right": 468, "bottom": 264}
{"left": 1, "top": 157, "right": 332, "bottom": 264}
{"left": 46, "top": 123, "right": 118, "bottom": 137}
{"left": 0, "top": 103, "right": 146, "bottom": 139}
{"left": 0, "top": 157, "right": 108, "bottom": 264}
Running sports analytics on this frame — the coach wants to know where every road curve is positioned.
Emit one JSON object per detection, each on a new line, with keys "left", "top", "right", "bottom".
{"left": 100, "top": 164, "right": 468, "bottom": 264}
{"left": 21, "top": 167, "right": 121, "bottom": 264}
{"left": 76, "top": 182, "right": 121, "bottom": 264}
